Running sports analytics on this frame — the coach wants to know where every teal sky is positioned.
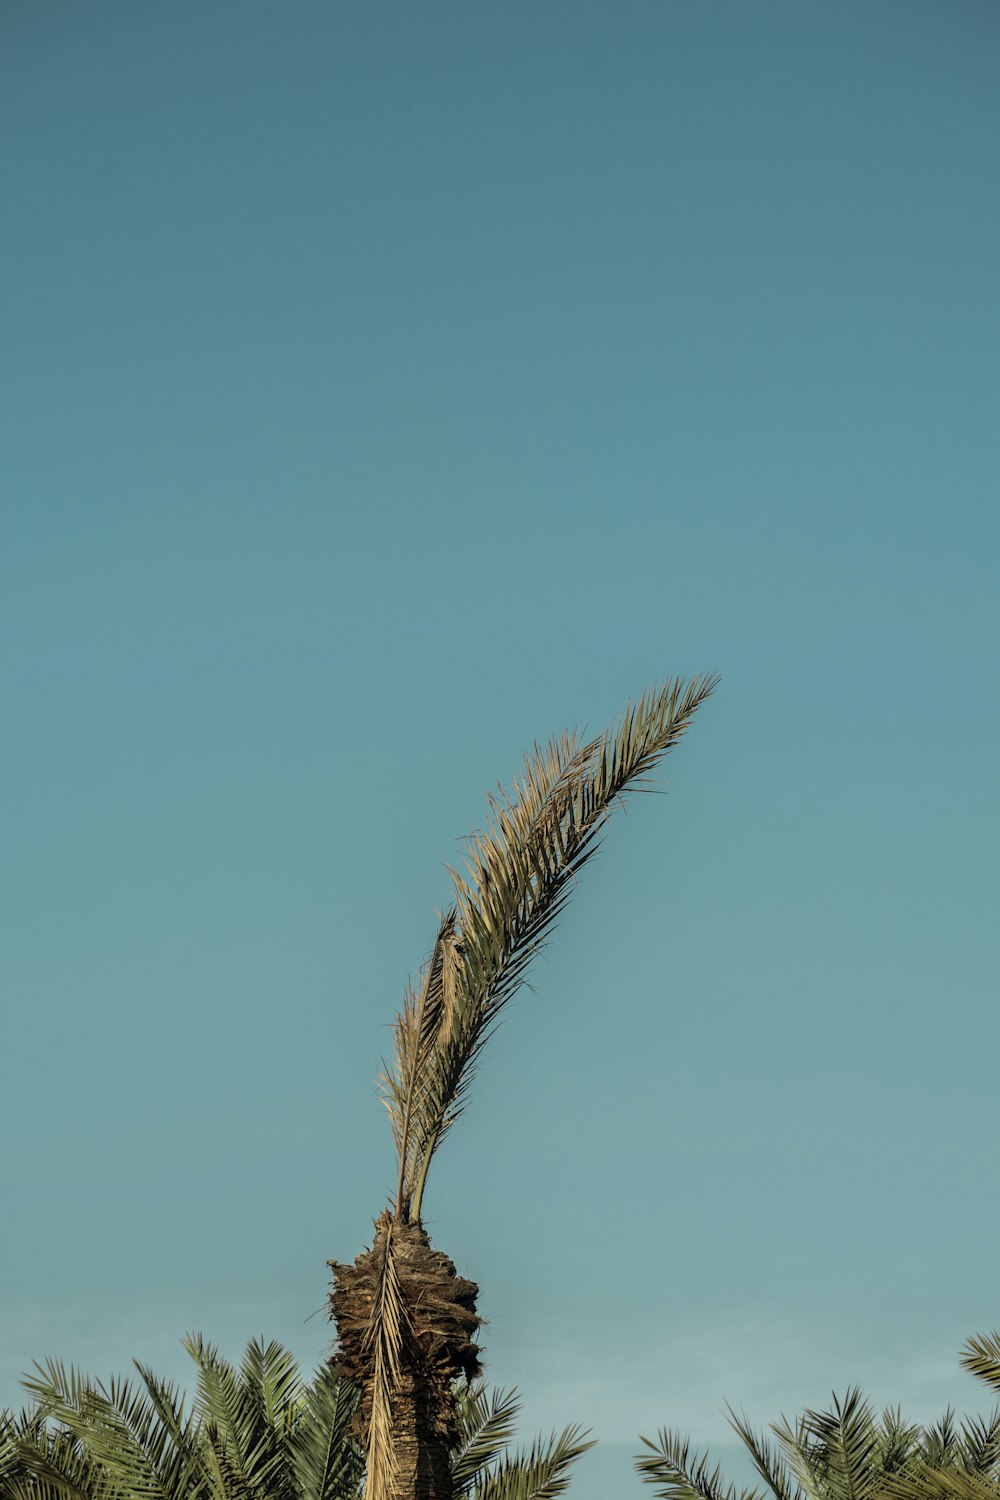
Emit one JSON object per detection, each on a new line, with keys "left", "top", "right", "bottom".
{"left": 3, "top": 3, "right": 999, "bottom": 1494}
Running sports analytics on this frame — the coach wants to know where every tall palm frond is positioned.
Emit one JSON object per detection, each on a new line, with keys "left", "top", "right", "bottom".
{"left": 380, "top": 674, "right": 717, "bottom": 1224}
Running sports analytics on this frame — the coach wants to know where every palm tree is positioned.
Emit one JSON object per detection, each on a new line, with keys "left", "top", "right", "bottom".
{"left": 4, "top": 1335, "right": 361, "bottom": 1500}
{"left": 328, "top": 676, "right": 717, "bottom": 1500}
{"left": 3, "top": 1339, "right": 591, "bottom": 1500}
{"left": 634, "top": 1333, "right": 1000, "bottom": 1500}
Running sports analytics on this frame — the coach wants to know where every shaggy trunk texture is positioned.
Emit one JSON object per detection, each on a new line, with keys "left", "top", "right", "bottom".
{"left": 329, "top": 1214, "right": 482, "bottom": 1500}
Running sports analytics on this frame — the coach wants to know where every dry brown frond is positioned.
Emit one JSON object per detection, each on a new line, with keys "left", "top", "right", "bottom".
{"left": 363, "top": 1213, "right": 406, "bottom": 1500}
{"left": 381, "top": 913, "right": 464, "bottom": 1217}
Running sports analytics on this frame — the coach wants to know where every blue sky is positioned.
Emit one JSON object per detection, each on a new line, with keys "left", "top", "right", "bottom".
{"left": 3, "top": 2, "right": 999, "bottom": 1494}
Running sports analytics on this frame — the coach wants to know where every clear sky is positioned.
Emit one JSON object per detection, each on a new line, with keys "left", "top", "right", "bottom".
{"left": 3, "top": 3, "right": 999, "bottom": 1495}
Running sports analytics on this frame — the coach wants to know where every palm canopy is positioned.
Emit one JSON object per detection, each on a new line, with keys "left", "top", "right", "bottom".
{"left": 2, "top": 1339, "right": 590, "bottom": 1500}
{"left": 635, "top": 1334, "right": 1000, "bottom": 1500}
{"left": 380, "top": 674, "right": 717, "bottom": 1225}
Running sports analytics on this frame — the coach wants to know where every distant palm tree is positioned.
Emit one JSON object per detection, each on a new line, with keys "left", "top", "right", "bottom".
{"left": 328, "top": 676, "right": 717, "bottom": 1500}
{"left": 635, "top": 1332, "right": 1000, "bottom": 1500}
{"left": 2, "top": 1338, "right": 590, "bottom": 1500}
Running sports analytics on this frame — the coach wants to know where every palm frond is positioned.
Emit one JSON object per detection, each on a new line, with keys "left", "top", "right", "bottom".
{"left": 380, "top": 912, "right": 462, "bottom": 1220}
{"left": 393, "top": 674, "right": 717, "bottom": 1219}
{"left": 956, "top": 1409, "right": 1000, "bottom": 1477}
{"left": 797, "top": 1389, "right": 879, "bottom": 1500}
{"left": 873, "top": 1408, "right": 922, "bottom": 1481}
{"left": 636, "top": 1429, "right": 763, "bottom": 1500}
{"left": 877, "top": 1462, "right": 1000, "bottom": 1500}
{"left": 922, "top": 1411, "right": 961, "bottom": 1471}
{"left": 962, "top": 1336, "right": 1000, "bottom": 1399}
{"left": 769, "top": 1413, "right": 827, "bottom": 1500}
{"left": 451, "top": 1382, "right": 522, "bottom": 1497}
{"left": 471, "top": 1425, "right": 594, "bottom": 1500}
{"left": 183, "top": 1332, "right": 286, "bottom": 1499}
{"left": 2, "top": 1406, "right": 107, "bottom": 1500}
{"left": 20, "top": 1358, "right": 195, "bottom": 1500}
{"left": 287, "top": 1364, "right": 362, "bottom": 1500}
{"left": 726, "top": 1406, "right": 803, "bottom": 1500}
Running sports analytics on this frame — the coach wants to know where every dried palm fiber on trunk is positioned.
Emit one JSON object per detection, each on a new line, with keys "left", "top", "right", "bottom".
{"left": 329, "top": 1212, "right": 481, "bottom": 1500}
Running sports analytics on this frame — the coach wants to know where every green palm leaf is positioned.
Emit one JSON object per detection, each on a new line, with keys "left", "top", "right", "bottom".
{"left": 955, "top": 1411, "right": 1000, "bottom": 1477}
{"left": 285, "top": 1364, "right": 361, "bottom": 1500}
{"left": 182, "top": 1334, "right": 288, "bottom": 1500}
{"left": 797, "top": 1389, "right": 880, "bottom": 1500}
{"left": 877, "top": 1464, "right": 1000, "bottom": 1500}
{"left": 470, "top": 1425, "right": 595, "bottom": 1500}
{"left": 451, "top": 1382, "right": 522, "bottom": 1498}
{"left": 636, "top": 1428, "right": 763, "bottom": 1500}
{"left": 962, "top": 1337, "right": 1000, "bottom": 1399}
{"left": 725, "top": 1407, "right": 803, "bottom": 1500}
{"left": 382, "top": 674, "right": 717, "bottom": 1221}
{"left": 2, "top": 1405, "right": 107, "bottom": 1500}
{"left": 20, "top": 1358, "right": 202, "bottom": 1500}
{"left": 641, "top": 1350, "right": 1000, "bottom": 1500}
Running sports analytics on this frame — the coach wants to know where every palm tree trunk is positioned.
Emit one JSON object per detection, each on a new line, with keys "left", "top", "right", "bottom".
{"left": 329, "top": 1214, "right": 481, "bottom": 1500}
{"left": 385, "top": 1366, "right": 454, "bottom": 1500}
